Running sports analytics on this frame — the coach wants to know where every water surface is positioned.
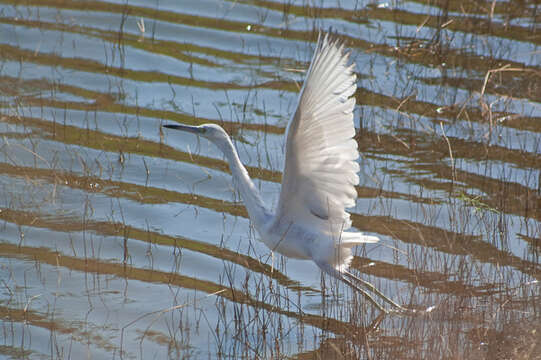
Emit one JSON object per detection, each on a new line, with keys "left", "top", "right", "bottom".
{"left": 1, "top": 0, "right": 540, "bottom": 358}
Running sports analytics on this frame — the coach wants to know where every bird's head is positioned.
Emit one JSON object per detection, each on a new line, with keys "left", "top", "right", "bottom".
{"left": 163, "top": 123, "right": 230, "bottom": 144}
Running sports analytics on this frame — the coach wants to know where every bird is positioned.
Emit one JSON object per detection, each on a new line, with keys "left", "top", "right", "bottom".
{"left": 163, "top": 33, "right": 404, "bottom": 313}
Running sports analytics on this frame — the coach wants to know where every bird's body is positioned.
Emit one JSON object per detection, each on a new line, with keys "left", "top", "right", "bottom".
{"left": 164, "top": 33, "right": 403, "bottom": 313}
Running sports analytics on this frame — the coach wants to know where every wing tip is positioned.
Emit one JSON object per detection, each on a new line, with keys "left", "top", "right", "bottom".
{"left": 317, "top": 29, "right": 351, "bottom": 56}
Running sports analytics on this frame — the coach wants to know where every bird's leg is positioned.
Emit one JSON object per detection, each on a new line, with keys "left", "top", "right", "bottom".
{"left": 316, "top": 261, "right": 388, "bottom": 313}
{"left": 343, "top": 270, "right": 406, "bottom": 313}
{"left": 338, "top": 273, "right": 389, "bottom": 313}
{"left": 271, "top": 251, "right": 274, "bottom": 274}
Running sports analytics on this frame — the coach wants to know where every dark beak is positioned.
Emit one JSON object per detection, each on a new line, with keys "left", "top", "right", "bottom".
{"left": 163, "top": 124, "right": 203, "bottom": 135}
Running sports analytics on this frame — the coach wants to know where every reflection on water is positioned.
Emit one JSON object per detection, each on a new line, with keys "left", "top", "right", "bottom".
{"left": 1, "top": 0, "right": 540, "bottom": 358}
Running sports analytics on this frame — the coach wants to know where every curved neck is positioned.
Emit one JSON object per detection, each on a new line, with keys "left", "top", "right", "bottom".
{"left": 214, "top": 137, "right": 269, "bottom": 231}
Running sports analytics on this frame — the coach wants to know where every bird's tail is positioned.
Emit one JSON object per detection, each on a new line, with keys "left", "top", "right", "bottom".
{"left": 340, "top": 231, "right": 379, "bottom": 244}
{"left": 332, "top": 231, "right": 379, "bottom": 271}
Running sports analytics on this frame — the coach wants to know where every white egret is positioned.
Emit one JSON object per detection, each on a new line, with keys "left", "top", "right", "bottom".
{"left": 164, "top": 33, "right": 404, "bottom": 313}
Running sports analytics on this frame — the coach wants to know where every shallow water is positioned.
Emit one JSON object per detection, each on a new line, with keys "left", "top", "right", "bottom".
{"left": 1, "top": 0, "right": 540, "bottom": 359}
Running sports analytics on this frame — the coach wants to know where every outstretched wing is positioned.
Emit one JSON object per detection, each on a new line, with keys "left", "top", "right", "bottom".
{"left": 274, "top": 33, "right": 359, "bottom": 238}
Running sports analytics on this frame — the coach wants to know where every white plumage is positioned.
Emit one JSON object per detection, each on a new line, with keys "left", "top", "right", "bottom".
{"left": 273, "top": 33, "right": 377, "bottom": 271}
{"left": 164, "top": 33, "right": 403, "bottom": 313}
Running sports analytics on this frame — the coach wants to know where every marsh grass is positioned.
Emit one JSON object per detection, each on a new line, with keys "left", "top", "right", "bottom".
{"left": 0, "top": 0, "right": 540, "bottom": 359}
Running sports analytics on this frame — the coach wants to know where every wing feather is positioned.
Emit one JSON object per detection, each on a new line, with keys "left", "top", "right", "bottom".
{"left": 274, "top": 33, "right": 360, "bottom": 238}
